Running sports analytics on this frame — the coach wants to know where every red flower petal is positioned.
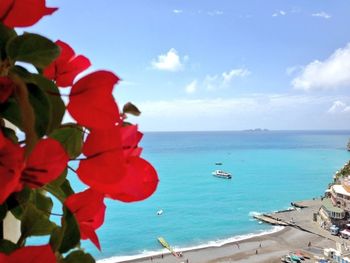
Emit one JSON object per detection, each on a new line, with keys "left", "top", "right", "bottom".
{"left": 82, "top": 126, "right": 123, "bottom": 156}
{"left": 22, "top": 138, "right": 68, "bottom": 188}
{"left": 108, "top": 157, "right": 158, "bottom": 202}
{"left": 0, "top": 245, "right": 56, "bottom": 263}
{"left": 80, "top": 223, "right": 101, "bottom": 250}
{"left": 0, "top": 136, "right": 23, "bottom": 204}
{"left": 0, "top": 0, "right": 14, "bottom": 21}
{"left": 65, "top": 188, "right": 105, "bottom": 223}
{"left": 0, "top": 77, "right": 15, "bottom": 103}
{"left": 65, "top": 188, "right": 105, "bottom": 250}
{"left": 1, "top": 0, "right": 57, "bottom": 28}
{"left": 77, "top": 127, "right": 125, "bottom": 194}
{"left": 44, "top": 40, "right": 91, "bottom": 87}
{"left": 77, "top": 151, "right": 126, "bottom": 194}
{"left": 67, "top": 71, "right": 121, "bottom": 129}
{"left": 77, "top": 125, "right": 147, "bottom": 194}
{"left": 121, "top": 125, "right": 143, "bottom": 157}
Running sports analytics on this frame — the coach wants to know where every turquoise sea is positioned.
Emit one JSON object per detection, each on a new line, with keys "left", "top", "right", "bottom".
{"left": 72, "top": 131, "right": 350, "bottom": 261}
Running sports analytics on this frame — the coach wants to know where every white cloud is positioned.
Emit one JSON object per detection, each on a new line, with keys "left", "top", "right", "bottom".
{"left": 134, "top": 94, "right": 350, "bottom": 131}
{"left": 222, "top": 69, "right": 250, "bottom": 84}
{"left": 272, "top": 10, "right": 286, "bottom": 17}
{"left": 207, "top": 10, "right": 224, "bottom": 16}
{"left": 312, "top": 11, "right": 331, "bottom": 19}
{"left": 292, "top": 43, "right": 350, "bottom": 90}
{"left": 328, "top": 101, "right": 350, "bottom": 113}
{"left": 286, "top": 66, "right": 301, "bottom": 76}
{"left": 151, "top": 48, "right": 185, "bottom": 72}
{"left": 204, "top": 68, "right": 250, "bottom": 90}
{"left": 185, "top": 80, "right": 198, "bottom": 94}
{"left": 173, "top": 9, "right": 183, "bottom": 14}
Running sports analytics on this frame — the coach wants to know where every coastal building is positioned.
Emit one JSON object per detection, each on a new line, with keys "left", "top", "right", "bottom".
{"left": 319, "top": 177, "right": 350, "bottom": 229}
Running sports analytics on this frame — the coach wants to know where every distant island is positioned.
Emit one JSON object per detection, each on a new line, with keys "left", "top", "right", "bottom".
{"left": 243, "top": 128, "right": 270, "bottom": 132}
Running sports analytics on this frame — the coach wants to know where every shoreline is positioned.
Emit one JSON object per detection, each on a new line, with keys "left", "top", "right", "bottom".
{"left": 99, "top": 226, "right": 335, "bottom": 263}
{"left": 97, "top": 225, "right": 285, "bottom": 263}
{"left": 98, "top": 198, "right": 339, "bottom": 263}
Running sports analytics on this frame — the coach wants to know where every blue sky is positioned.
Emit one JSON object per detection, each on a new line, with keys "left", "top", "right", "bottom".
{"left": 28, "top": 0, "right": 350, "bottom": 131}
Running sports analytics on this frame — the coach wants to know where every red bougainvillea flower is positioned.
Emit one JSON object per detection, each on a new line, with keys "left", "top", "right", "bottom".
{"left": 67, "top": 71, "right": 121, "bottom": 129}
{"left": 0, "top": 244, "right": 56, "bottom": 263}
{"left": 0, "top": 135, "right": 68, "bottom": 204}
{"left": 0, "top": 133, "right": 24, "bottom": 204}
{"left": 21, "top": 138, "right": 69, "bottom": 188}
{"left": 65, "top": 188, "right": 106, "bottom": 250}
{"left": 0, "top": 0, "right": 57, "bottom": 28}
{"left": 107, "top": 156, "right": 158, "bottom": 202}
{"left": 121, "top": 125, "right": 143, "bottom": 157}
{"left": 77, "top": 125, "right": 159, "bottom": 202}
{"left": 44, "top": 40, "right": 91, "bottom": 87}
{"left": 0, "top": 76, "right": 15, "bottom": 103}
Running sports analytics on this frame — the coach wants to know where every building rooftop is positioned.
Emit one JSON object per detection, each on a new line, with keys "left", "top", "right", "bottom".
{"left": 332, "top": 184, "right": 350, "bottom": 197}
{"left": 322, "top": 198, "right": 345, "bottom": 213}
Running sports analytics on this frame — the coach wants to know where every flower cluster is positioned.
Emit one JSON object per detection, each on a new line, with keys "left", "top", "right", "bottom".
{"left": 0, "top": 1, "right": 158, "bottom": 262}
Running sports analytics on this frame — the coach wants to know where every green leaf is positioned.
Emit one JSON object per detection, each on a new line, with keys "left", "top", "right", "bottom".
{"left": 0, "top": 23, "right": 17, "bottom": 60}
{"left": 0, "top": 203, "right": 8, "bottom": 222}
{"left": 27, "top": 83, "right": 51, "bottom": 137}
{"left": 10, "top": 67, "right": 65, "bottom": 133}
{"left": 63, "top": 250, "right": 95, "bottom": 263}
{"left": 61, "top": 180, "right": 74, "bottom": 197}
{"left": 0, "top": 80, "right": 53, "bottom": 138}
{"left": 0, "top": 98, "right": 22, "bottom": 132}
{"left": 123, "top": 102, "right": 141, "bottom": 116}
{"left": 8, "top": 187, "right": 32, "bottom": 220}
{"left": 0, "top": 240, "right": 18, "bottom": 254}
{"left": 49, "top": 124, "right": 83, "bottom": 159}
{"left": 44, "top": 177, "right": 73, "bottom": 203}
{"left": 50, "top": 208, "right": 80, "bottom": 254}
{"left": 31, "top": 74, "right": 65, "bottom": 133}
{"left": 6, "top": 33, "right": 59, "bottom": 68}
{"left": 1, "top": 126, "right": 18, "bottom": 143}
{"left": 32, "top": 190, "right": 53, "bottom": 215}
{"left": 21, "top": 202, "right": 56, "bottom": 238}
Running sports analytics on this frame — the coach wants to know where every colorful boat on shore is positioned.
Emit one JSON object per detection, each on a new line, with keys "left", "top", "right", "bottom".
{"left": 212, "top": 170, "right": 232, "bottom": 179}
{"left": 157, "top": 237, "right": 182, "bottom": 258}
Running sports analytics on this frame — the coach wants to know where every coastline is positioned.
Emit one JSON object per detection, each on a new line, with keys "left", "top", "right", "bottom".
{"left": 99, "top": 226, "right": 334, "bottom": 263}
{"left": 97, "top": 225, "right": 285, "bottom": 263}
{"left": 98, "top": 198, "right": 339, "bottom": 263}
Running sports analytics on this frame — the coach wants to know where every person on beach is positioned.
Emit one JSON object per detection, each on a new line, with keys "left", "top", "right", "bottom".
{"left": 235, "top": 242, "right": 240, "bottom": 249}
{"left": 308, "top": 241, "right": 311, "bottom": 247}
{"left": 259, "top": 243, "right": 262, "bottom": 248}
{"left": 255, "top": 249, "right": 258, "bottom": 254}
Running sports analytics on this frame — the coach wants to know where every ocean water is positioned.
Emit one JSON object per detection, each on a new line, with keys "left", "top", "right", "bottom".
{"left": 59, "top": 131, "right": 350, "bottom": 260}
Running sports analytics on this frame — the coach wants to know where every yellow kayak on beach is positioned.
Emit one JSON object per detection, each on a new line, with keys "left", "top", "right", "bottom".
{"left": 157, "top": 237, "right": 182, "bottom": 258}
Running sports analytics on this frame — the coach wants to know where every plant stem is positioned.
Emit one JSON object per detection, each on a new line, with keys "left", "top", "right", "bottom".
{"left": 9, "top": 72, "right": 38, "bottom": 157}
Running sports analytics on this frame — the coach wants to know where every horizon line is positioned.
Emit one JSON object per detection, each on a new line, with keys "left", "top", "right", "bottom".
{"left": 142, "top": 129, "right": 350, "bottom": 133}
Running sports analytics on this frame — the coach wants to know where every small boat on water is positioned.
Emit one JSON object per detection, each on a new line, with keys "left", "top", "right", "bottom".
{"left": 215, "top": 162, "right": 223, "bottom": 165}
{"left": 212, "top": 170, "right": 232, "bottom": 179}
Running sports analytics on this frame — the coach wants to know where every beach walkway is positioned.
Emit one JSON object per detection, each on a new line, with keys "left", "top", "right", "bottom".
{"left": 255, "top": 198, "right": 350, "bottom": 245}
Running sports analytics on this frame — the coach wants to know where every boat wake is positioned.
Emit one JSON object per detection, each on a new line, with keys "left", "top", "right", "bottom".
{"left": 97, "top": 226, "right": 284, "bottom": 263}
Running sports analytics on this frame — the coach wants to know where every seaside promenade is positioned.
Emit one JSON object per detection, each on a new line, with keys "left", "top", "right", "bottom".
{"left": 255, "top": 199, "right": 350, "bottom": 245}
{"left": 113, "top": 198, "right": 340, "bottom": 263}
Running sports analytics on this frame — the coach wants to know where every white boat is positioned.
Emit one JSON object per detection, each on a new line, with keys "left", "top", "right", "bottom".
{"left": 212, "top": 170, "right": 232, "bottom": 179}
{"left": 157, "top": 209, "right": 163, "bottom": 215}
